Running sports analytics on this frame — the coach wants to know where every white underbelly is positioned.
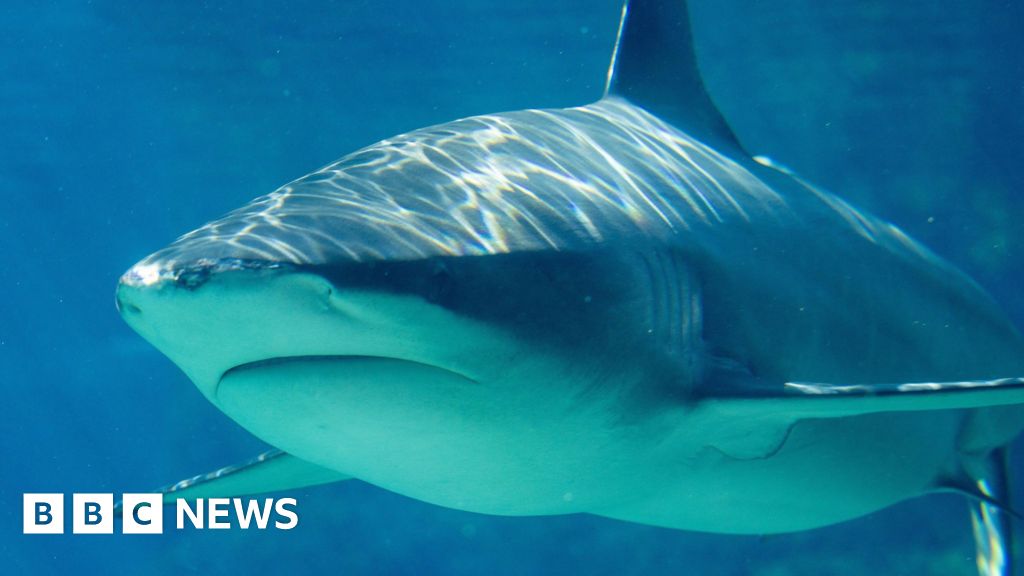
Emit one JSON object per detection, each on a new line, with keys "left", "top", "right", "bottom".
{"left": 599, "top": 410, "right": 962, "bottom": 534}
{"left": 214, "top": 355, "right": 658, "bottom": 516}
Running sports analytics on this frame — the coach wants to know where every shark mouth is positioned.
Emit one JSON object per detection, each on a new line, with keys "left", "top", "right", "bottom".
{"left": 216, "top": 355, "right": 479, "bottom": 399}
{"left": 211, "top": 354, "right": 484, "bottom": 470}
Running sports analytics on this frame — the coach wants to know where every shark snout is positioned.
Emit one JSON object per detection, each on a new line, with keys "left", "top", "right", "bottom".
{"left": 115, "top": 260, "right": 343, "bottom": 396}
{"left": 115, "top": 256, "right": 486, "bottom": 405}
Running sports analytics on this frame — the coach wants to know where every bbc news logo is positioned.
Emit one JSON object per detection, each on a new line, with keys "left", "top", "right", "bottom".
{"left": 23, "top": 494, "right": 298, "bottom": 534}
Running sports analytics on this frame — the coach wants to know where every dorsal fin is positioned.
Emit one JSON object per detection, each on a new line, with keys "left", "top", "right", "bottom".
{"left": 604, "top": 0, "right": 743, "bottom": 152}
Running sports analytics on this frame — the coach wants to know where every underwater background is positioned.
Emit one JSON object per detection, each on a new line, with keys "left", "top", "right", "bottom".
{"left": 2, "top": 0, "right": 1022, "bottom": 574}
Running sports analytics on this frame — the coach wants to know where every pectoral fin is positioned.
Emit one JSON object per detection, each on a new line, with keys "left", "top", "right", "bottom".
{"left": 700, "top": 367, "right": 1024, "bottom": 460}
{"left": 709, "top": 376, "right": 1024, "bottom": 420}
{"left": 156, "top": 449, "right": 349, "bottom": 503}
{"left": 115, "top": 449, "right": 349, "bottom": 514}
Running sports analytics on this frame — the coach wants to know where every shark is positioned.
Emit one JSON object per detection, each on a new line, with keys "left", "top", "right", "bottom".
{"left": 116, "top": 0, "right": 1024, "bottom": 573}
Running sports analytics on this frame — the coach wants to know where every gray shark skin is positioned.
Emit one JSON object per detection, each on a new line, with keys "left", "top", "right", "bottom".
{"left": 117, "top": 0, "right": 1023, "bottom": 572}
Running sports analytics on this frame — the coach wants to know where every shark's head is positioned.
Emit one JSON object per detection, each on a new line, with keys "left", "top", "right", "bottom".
{"left": 117, "top": 231, "right": 670, "bottom": 406}
{"left": 115, "top": 115, "right": 700, "bottom": 510}
{"left": 117, "top": 113, "right": 695, "bottom": 394}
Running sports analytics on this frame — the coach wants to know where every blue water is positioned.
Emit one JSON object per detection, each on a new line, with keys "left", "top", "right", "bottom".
{"left": 2, "top": 1, "right": 1021, "bottom": 574}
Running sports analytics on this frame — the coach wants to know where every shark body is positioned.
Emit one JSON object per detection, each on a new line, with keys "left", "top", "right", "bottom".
{"left": 117, "top": 0, "right": 1024, "bottom": 571}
